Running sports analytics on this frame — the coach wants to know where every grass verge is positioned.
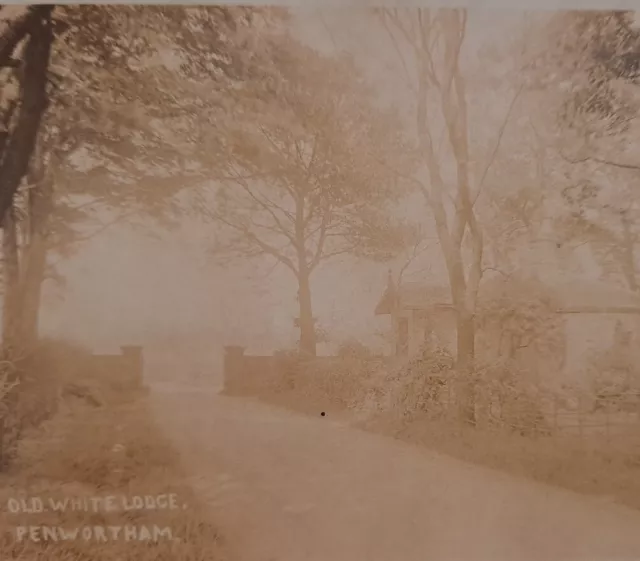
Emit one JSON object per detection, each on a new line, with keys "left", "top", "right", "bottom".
{"left": 363, "top": 412, "right": 640, "bottom": 511}
{"left": 0, "top": 382, "right": 228, "bottom": 560}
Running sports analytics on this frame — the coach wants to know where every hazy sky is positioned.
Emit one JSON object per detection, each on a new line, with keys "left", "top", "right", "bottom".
{"left": 40, "top": 216, "right": 391, "bottom": 354}
{"left": 39, "top": 7, "right": 590, "bottom": 356}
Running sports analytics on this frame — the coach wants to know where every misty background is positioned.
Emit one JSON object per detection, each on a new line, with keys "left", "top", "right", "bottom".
{"left": 37, "top": 8, "right": 599, "bottom": 368}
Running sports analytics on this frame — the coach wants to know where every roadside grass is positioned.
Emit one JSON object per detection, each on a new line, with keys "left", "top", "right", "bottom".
{"left": 370, "top": 412, "right": 640, "bottom": 511}
{"left": 0, "top": 342, "right": 229, "bottom": 561}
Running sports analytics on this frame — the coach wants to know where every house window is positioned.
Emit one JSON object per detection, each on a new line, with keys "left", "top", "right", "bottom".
{"left": 397, "top": 318, "right": 409, "bottom": 356}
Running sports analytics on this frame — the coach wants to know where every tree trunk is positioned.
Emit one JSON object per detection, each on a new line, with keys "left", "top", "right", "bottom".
{"left": 455, "top": 307, "right": 477, "bottom": 425}
{"left": 0, "top": 5, "right": 53, "bottom": 224}
{"left": 1, "top": 142, "right": 51, "bottom": 352}
{"left": 2, "top": 206, "right": 20, "bottom": 353}
{"left": 18, "top": 182, "right": 51, "bottom": 348}
{"left": 0, "top": 99, "right": 17, "bottom": 168}
{"left": 297, "top": 266, "right": 316, "bottom": 357}
{"left": 456, "top": 310, "right": 475, "bottom": 367}
{"left": 18, "top": 238, "right": 46, "bottom": 347}
{"left": 619, "top": 210, "right": 638, "bottom": 292}
{"left": 294, "top": 188, "right": 317, "bottom": 357}
{"left": 17, "top": 141, "right": 52, "bottom": 348}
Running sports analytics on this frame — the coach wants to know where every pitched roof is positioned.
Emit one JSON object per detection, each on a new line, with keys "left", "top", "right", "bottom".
{"left": 552, "top": 280, "right": 640, "bottom": 312}
{"left": 374, "top": 282, "right": 451, "bottom": 315}
{"left": 374, "top": 277, "right": 640, "bottom": 315}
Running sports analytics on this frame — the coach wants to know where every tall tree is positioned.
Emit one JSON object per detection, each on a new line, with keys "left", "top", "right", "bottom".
{"left": 0, "top": 5, "right": 54, "bottom": 225}
{"left": 1, "top": 5, "right": 281, "bottom": 349}
{"left": 197, "top": 34, "right": 415, "bottom": 356}
{"left": 537, "top": 10, "right": 640, "bottom": 290}
{"left": 377, "top": 8, "right": 521, "bottom": 423}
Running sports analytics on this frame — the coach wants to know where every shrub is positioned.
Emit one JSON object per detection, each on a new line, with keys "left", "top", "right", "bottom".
{"left": 15, "top": 338, "right": 101, "bottom": 429}
{"left": 390, "top": 346, "right": 453, "bottom": 417}
{"left": 476, "top": 276, "right": 565, "bottom": 376}
{"left": 587, "top": 343, "right": 640, "bottom": 413}
{"left": 336, "top": 339, "right": 373, "bottom": 359}
{"left": 473, "top": 358, "right": 551, "bottom": 436}
{"left": 352, "top": 345, "right": 552, "bottom": 436}
{"left": 295, "top": 356, "right": 385, "bottom": 408}
{"left": 354, "top": 345, "right": 454, "bottom": 421}
{"left": 0, "top": 359, "right": 20, "bottom": 467}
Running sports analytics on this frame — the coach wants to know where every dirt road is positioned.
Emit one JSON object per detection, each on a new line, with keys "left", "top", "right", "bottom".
{"left": 151, "top": 387, "right": 640, "bottom": 561}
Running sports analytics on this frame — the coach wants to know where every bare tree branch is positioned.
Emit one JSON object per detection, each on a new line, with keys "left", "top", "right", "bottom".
{"left": 473, "top": 84, "right": 524, "bottom": 205}
{"left": 397, "top": 235, "right": 427, "bottom": 286}
{"left": 198, "top": 197, "right": 298, "bottom": 274}
{"left": 560, "top": 150, "right": 640, "bottom": 171}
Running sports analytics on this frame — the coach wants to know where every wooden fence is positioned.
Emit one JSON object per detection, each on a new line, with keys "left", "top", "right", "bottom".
{"left": 433, "top": 380, "right": 640, "bottom": 449}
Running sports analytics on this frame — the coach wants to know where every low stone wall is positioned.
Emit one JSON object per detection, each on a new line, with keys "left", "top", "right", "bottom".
{"left": 223, "top": 347, "right": 277, "bottom": 395}
{"left": 222, "top": 345, "right": 392, "bottom": 402}
{"left": 222, "top": 346, "right": 314, "bottom": 396}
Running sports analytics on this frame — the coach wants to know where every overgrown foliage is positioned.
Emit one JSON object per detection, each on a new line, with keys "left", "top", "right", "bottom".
{"left": 476, "top": 276, "right": 565, "bottom": 363}
{"left": 541, "top": 11, "right": 640, "bottom": 137}
{"left": 539, "top": 11, "right": 640, "bottom": 291}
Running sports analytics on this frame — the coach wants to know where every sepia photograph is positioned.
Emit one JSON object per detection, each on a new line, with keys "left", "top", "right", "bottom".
{"left": 2, "top": 2, "right": 640, "bottom": 560}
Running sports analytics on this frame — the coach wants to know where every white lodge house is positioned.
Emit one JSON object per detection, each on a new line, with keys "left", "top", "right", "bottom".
{"left": 374, "top": 273, "right": 640, "bottom": 388}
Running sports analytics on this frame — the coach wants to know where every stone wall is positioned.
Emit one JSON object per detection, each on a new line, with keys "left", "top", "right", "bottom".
{"left": 223, "top": 347, "right": 350, "bottom": 395}
{"left": 222, "top": 346, "right": 277, "bottom": 395}
{"left": 222, "top": 345, "right": 393, "bottom": 399}
{"left": 222, "top": 346, "right": 330, "bottom": 396}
